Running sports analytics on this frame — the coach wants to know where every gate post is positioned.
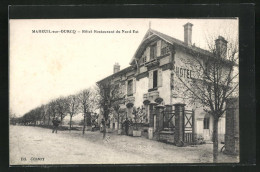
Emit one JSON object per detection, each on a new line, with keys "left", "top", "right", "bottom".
{"left": 149, "top": 105, "right": 154, "bottom": 128}
{"left": 174, "top": 103, "right": 186, "bottom": 146}
{"left": 155, "top": 105, "right": 165, "bottom": 132}
{"left": 165, "top": 105, "right": 172, "bottom": 128}
{"left": 224, "top": 97, "right": 239, "bottom": 155}
{"left": 192, "top": 110, "right": 195, "bottom": 143}
{"left": 148, "top": 101, "right": 158, "bottom": 139}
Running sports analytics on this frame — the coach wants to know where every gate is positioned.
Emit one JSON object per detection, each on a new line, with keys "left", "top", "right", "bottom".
{"left": 184, "top": 110, "right": 194, "bottom": 143}
{"left": 163, "top": 107, "right": 175, "bottom": 130}
{"left": 161, "top": 106, "right": 194, "bottom": 144}
{"left": 158, "top": 105, "right": 194, "bottom": 145}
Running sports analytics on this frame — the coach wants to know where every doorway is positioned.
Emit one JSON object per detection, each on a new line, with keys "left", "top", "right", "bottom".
{"left": 203, "top": 115, "right": 211, "bottom": 140}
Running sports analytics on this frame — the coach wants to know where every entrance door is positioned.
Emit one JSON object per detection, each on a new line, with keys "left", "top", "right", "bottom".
{"left": 203, "top": 117, "right": 211, "bottom": 140}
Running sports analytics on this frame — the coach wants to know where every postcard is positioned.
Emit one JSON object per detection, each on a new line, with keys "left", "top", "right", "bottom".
{"left": 9, "top": 18, "right": 239, "bottom": 165}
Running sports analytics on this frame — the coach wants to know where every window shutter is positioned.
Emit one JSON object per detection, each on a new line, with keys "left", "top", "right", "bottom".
{"left": 146, "top": 47, "right": 150, "bottom": 61}
{"left": 157, "top": 40, "right": 161, "bottom": 57}
{"left": 125, "top": 80, "right": 128, "bottom": 95}
{"left": 158, "top": 68, "right": 163, "bottom": 87}
{"left": 149, "top": 71, "right": 153, "bottom": 89}
{"left": 133, "top": 78, "right": 136, "bottom": 93}
{"left": 121, "top": 83, "right": 125, "bottom": 95}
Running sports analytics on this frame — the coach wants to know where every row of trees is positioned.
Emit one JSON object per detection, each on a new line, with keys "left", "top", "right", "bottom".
{"left": 12, "top": 82, "right": 124, "bottom": 135}
{"left": 13, "top": 88, "right": 98, "bottom": 134}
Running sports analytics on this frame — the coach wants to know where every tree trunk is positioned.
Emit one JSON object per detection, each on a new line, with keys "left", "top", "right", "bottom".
{"left": 43, "top": 115, "right": 46, "bottom": 125}
{"left": 103, "top": 118, "right": 107, "bottom": 138}
{"left": 83, "top": 114, "right": 86, "bottom": 135}
{"left": 48, "top": 115, "right": 50, "bottom": 126}
{"left": 117, "top": 114, "right": 120, "bottom": 130}
{"left": 69, "top": 115, "right": 72, "bottom": 131}
{"left": 213, "top": 117, "right": 219, "bottom": 163}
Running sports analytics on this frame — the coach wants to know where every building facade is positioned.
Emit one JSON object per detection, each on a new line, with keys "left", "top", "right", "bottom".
{"left": 97, "top": 23, "right": 227, "bottom": 142}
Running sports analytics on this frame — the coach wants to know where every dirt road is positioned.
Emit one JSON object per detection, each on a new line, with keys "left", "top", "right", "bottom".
{"left": 9, "top": 125, "right": 238, "bottom": 165}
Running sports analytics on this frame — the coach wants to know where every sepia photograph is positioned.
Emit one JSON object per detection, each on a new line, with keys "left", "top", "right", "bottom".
{"left": 9, "top": 18, "right": 239, "bottom": 165}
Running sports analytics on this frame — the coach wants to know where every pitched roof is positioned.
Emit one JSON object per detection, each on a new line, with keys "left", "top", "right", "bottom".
{"left": 130, "top": 29, "right": 213, "bottom": 65}
{"left": 98, "top": 28, "right": 216, "bottom": 84}
{"left": 97, "top": 66, "right": 133, "bottom": 84}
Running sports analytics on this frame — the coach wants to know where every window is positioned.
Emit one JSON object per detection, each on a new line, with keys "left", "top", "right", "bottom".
{"left": 161, "top": 41, "right": 170, "bottom": 56}
{"left": 161, "top": 46, "right": 170, "bottom": 56}
{"left": 153, "top": 70, "right": 158, "bottom": 88}
{"left": 127, "top": 79, "right": 133, "bottom": 95}
{"left": 203, "top": 117, "right": 210, "bottom": 129}
{"left": 149, "top": 69, "right": 162, "bottom": 90}
{"left": 150, "top": 44, "right": 157, "bottom": 60}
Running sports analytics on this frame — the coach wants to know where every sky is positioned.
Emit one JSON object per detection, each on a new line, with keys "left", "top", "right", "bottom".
{"left": 9, "top": 18, "right": 238, "bottom": 117}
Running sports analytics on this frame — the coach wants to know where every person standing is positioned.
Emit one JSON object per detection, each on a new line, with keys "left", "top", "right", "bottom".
{"left": 52, "top": 117, "right": 60, "bottom": 133}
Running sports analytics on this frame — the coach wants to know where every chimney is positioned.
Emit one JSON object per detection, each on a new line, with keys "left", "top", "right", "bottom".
{"left": 215, "top": 36, "right": 228, "bottom": 59}
{"left": 183, "top": 22, "right": 193, "bottom": 46}
{"left": 113, "top": 62, "right": 120, "bottom": 73}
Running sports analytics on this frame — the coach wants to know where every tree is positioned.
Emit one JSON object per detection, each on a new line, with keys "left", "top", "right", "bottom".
{"left": 33, "top": 106, "right": 43, "bottom": 125}
{"left": 21, "top": 108, "right": 41, "bottom": 126}
{"left": 40, "top": 104, "right": 48, "bottom": 125}
{"left": 55, "top": 97, "right": 69, "bottom": 125}
{"left": 112, "top": 104, "right": 121, "bottom": 131}
{"left": 174, "top": 34, "right": 238, "bottom": 162}
{"left": 132, "top": 106, "right": 146, "bottom": 130}
{"left": 96, "top": 81, "right": 125, "bottom": 131}
{"left": 90, "top": 112, "right": 99, "bottom": 127}
{"left": 77, "top": 89, "right": 93, "bottom": 134}
{"left": 67, "top": 95, "right": 79, "bottom": 130}
{"left": 46, "top": 100, "right": 57, "bottom": 125}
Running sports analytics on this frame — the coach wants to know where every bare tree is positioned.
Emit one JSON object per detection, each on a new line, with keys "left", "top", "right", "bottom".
{"left": 174, "top": 34, "right": 238, "bottom": 162}
{"left": 67, "top": 95, "right": 79, "bottom": 130}
{"left": 96, "top": 82, "right": 125, "bottom": 131}
{"left": 77, "top": 89, "right": 93, "bottom": 135}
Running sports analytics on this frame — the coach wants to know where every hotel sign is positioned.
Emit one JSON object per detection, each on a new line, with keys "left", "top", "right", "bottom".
{"left": 174, "top": 66, "right": 193, "bottom": 79}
